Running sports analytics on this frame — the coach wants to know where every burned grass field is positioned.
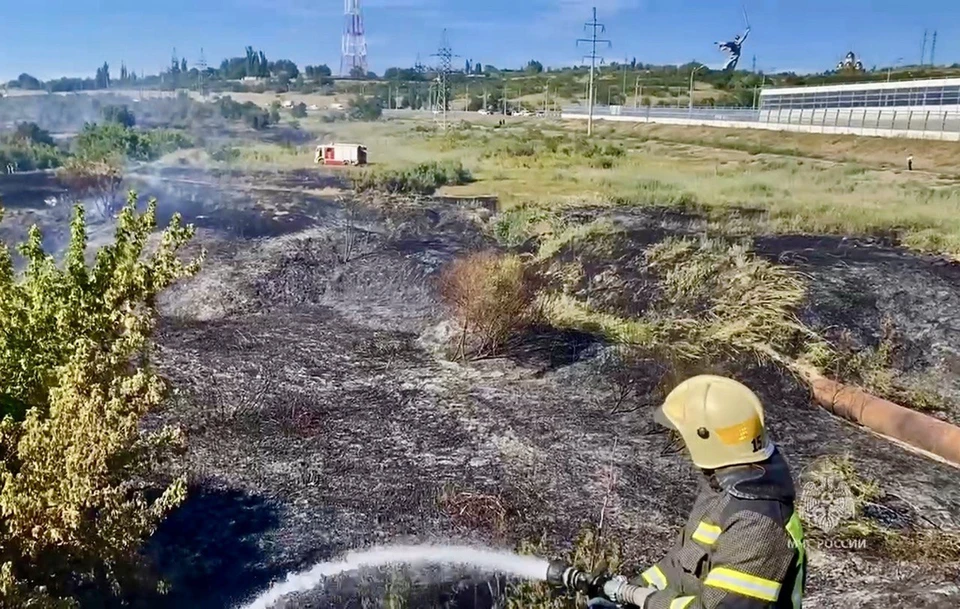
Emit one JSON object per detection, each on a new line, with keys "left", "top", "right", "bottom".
{"left": 76, "top": 166, "right": 953, "bottom": 608}
{"left": 2, "top": 120, "right": 960, "bottom": 608}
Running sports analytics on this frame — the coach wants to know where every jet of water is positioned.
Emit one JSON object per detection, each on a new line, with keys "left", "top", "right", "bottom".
{"left": 240, "top": 543, "right": 551, "bottom": 609}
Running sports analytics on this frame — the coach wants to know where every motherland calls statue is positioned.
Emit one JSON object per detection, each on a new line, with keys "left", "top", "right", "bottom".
{"left": 716, "top": 26, "right": 750, "bottom": 71}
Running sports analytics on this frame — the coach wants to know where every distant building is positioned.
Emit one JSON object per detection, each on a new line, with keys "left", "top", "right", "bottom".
{"left": 760, "top": 77, "right": 960, "bottom": 112}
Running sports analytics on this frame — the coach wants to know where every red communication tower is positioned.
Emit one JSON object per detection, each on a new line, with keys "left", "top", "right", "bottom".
{"left": 341, "top": 0, "right": 368, "bottom": 77}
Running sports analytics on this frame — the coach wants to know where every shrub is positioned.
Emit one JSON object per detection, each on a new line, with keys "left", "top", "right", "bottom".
{"left": 438, "top": 251, "right": 539, "bottom": 358}
{"left": 13, "top": 122, "right": 55, "bottom": 146}
{"left": 0, "top": 138, "right": 63, "bottom": 171}
{"left": 291, "top": 102, "right": 308, "bottom": 118}
{"left": 0, "top": 193, "right": 202, "bottom": 607}
{"left": 101, "top": 104, "right": 136, "bottom": 128}
{"left": 209, "top": 145, "right": 242, "bottom": 163}
{"left": 74, "top": 122, "right": 153, "bottom": 162}
{"left": 352, "top": 161, "right": 472, "bottom": 195}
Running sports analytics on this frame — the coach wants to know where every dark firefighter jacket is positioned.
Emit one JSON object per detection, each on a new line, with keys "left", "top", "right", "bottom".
{"left": 631, "top": 448, "right": 806, "bottom": 609}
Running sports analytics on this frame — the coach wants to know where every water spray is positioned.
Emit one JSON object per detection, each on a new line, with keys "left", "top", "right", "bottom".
{"left": 241, "top": 544, "right": 553, "bottom": 609}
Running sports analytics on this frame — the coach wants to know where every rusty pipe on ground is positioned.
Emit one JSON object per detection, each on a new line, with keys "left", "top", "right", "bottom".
{"left": 797, "top": 366, "right": 960, "bottom": 468}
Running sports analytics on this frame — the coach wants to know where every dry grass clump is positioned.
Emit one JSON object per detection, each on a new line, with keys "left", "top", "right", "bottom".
{"left": 438, "top": 251, "right": 540, "bottom": 358}
{"left": 540, "top": 236, "right": 823, "bottom": 365}
{"left": 437, "top": 485, "right": 509, "bottom": 538}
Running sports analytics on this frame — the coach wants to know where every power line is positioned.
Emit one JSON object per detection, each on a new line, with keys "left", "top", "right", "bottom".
{"left": 576, "top": 6, "right": 611, "bottom": 136}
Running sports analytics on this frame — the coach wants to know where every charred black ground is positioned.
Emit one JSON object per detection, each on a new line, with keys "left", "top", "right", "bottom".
{"left": 2, "top": 167, "right": 959, "bottom": 608}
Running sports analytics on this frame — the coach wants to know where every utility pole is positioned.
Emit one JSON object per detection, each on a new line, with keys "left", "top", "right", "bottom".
{"left": 634, "top": 75, "right": 641, "bottom": 108}
{"left": 577, "top": 6, "right": 611, "bottom": 136}
{"left": 544, "top": 83, "right": 549, "bottom": 113}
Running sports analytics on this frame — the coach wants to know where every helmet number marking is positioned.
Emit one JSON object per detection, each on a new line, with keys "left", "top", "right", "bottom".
{"left": 750, "top": 435, "right": 764, "bottom": 452}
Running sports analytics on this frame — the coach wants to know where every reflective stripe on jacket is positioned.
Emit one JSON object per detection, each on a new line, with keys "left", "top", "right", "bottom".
{"left": 633, "top": 448, "right": 806, "bottom": 609}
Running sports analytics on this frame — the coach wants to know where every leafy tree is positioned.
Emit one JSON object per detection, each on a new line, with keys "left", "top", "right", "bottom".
{"left": 94, "top": 62, "right": 111, "bottom": 89}
{"left": 291, "top": 102, "right": 308, "bottom": 118}
{"left": 270, "top": 59, "right": 299, "bottom": 79}
{"left": 181, "top": 58, "right": 188, "bottom": 74}
{"left": 0, "top": 194, "right": 201, "bottom": 607}
{"left": 347, "top": 95, "right": 383, "bottom": 121}
{"left": 13, "top": 122, "right": 55, "bottom": 146}
{"left": 525, "top": 60, "right": 544, "bottom": 74}
{"left": 269, "top": 107, "right": 281, "bottom": 124}
{"left": 350, "top": 66, "right": 366, "bottom": 78}
{"left": 101, "top": 105, "right": 136, "bottom": 128}
{"left": 13, "top": 73, "right": 43, "bottom": 90}
{"left": 304, "top": 64, "right": 332, "bottom": 79}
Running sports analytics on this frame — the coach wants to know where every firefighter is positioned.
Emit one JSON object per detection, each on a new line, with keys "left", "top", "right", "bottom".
{"left": 593, "top": 375, "right": 806, "bottom": 609}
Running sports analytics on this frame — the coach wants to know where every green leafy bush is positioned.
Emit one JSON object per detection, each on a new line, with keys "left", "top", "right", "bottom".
{"left": 73, "top": 123, "right": 192, "bottom": 163}
{"left": 352, "top": 161, "right": 472, "bottom": 195}
{"left": 101, "top": 104, "right": 136, "bottom": 127}
{"left": 0, "top": 193, "right": 202, "bottom": 607}
{"left": 0, "top": 139, "right": 63, "bottom": 171}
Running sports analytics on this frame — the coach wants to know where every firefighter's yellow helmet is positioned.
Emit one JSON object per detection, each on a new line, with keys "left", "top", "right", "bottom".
{"left": 654, "top": 375, "right": 775, "bottom": 469}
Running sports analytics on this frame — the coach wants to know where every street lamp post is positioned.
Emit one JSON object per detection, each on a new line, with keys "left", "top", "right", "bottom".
{"left": 753, "top": 66, "right": 776, "bottom": 109}
{"left": 887, "top": 57, "right": 904, "bottom": 82}
{"left": 689, "top": 65, "right": 704, "bottom": 112}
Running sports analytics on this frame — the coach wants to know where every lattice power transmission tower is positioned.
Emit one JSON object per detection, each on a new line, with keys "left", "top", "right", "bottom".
{"left": 577, "top": 7, "right": 611, "bottom": 136}
{"left": 195, "top": 48, "right": 208, "bottom": 98}
{"left": 431, "top": 29, "right": 458, "bottom": 130}
{"left": 930, "top": 30, "right": 938, "bottom": 66}
{"left": 341, "top": 0, "right": 368, "bottom": 77}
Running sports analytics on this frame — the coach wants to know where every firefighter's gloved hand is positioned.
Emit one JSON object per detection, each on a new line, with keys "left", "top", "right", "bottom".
{"left": 603, "top": 576, "right": 657, "bottom": 608}
{"left": 602, "top": 576, "right": 628, "bottom": 604}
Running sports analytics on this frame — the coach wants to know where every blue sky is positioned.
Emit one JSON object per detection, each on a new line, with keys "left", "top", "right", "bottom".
{"left": 1, "top": 0, "right": 958, "bottom": 81}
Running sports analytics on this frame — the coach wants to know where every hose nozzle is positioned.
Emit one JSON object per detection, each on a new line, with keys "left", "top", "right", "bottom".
{"left": 545, "top": 560, "right": 607, "bottom": 595}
